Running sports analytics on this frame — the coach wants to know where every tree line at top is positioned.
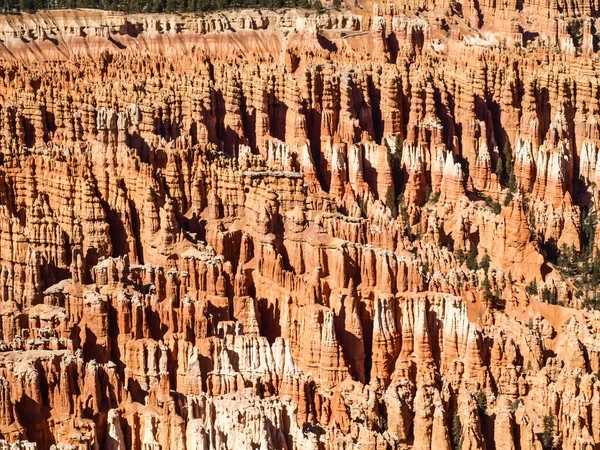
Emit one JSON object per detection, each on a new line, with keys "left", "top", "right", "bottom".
{"left": 0, "top": 0, "right": 325, "bottom": 14}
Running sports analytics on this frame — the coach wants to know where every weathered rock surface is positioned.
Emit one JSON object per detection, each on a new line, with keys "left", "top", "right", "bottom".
{"left": 0, "top": 6, "right": 597, "bottom": 450}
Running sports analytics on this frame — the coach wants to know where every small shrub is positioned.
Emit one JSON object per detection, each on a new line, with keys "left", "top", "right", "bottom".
{"left": 396, "top": 194, "right": 409, "bottom": 223}
{"left": 566, "top": 20, "right": 583, "bottom": 53}
{"left": 452, "top": 413, "right": 463, "bottom": 450}
{"left": 380, "top": 415, "right": 388, "bottom": 432}
{"left": 525, "top": 279, "right": 538, "bottom": 295}
{"left": 385, "top": 187, "right": 398, "bottom": 218}
{"left": 480, "top": 251, "right": 491, "bottom": 273}
{"left": 582, "top": 294, "right": 600, "bottom": 311}
{"left": 466, "top": 247, "right": 479, "bottom": 271}
{"left": 541, "top": 413, "right": 557, "bottom": 450}
{"left": 482, "top": 277, "right": 492, "bottom": 303}
{"left": 475, "top": 390, "right": 487, "bottom": 415}
{"left": 422, "top": 261, "right": 430, "bottom": 277}
{"left": 509, "top": 398, "right": 523, "bottom": 413}
{"left": 484, "top": 196, "right": 501, "bottom": 214}
{"left": 492, "top": 201, "right": 501, "bottom": 214}
{"left": 541, "top": 288, "right": 558, "bottom": 305}
{"left": 357, "top": 197, "right": 367, "bottom": 216}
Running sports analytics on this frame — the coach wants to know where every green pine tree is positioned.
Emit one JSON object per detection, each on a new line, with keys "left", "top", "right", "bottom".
{"left": 452, "top": 413, "right": 463, "bottom": 450}
{"left": 480, "top": 251, "right": 491, "bottom": 273}
{"left": 541, "top": 413, "right": 556, "bottom": 450}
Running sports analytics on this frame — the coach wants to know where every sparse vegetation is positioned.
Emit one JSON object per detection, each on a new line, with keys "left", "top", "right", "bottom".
{"left": 526, "top": 279, "right": 538, "bottom": 295}
{"left": 475, "top": 390, "right": 488, "bottom": 423}
{"left": 466, "top": 247, "right": 479, "bottom": 271}
{"left": 396, "top": 194, "right": 409, "bottom": 223}
{"left": 495, "top": 155, "right": 505, "bottom": 180}
{"left": 567, "top": 20, "right": 583, "bottom": 54}
{"left": 448, "top": 0, "right": 462, "bottom": 15}
{"left": 482, "top": 276, "right": 493, "bottom": 303}
{"left": 541, "top": 215, "right": 600, "bottom": 310}
{"left": 386, "top": 187, "right": 398, "bottom": 218}
{"left": 480, "top": 251, "right": 491, "bottom": 273}
{"left": 428, "top": 190, "right": 440, "bottom": 203}
{"left": 582, "top": 293, "right": 600, "bottom": 310}
{"left": 556, "top": 243, "right": 578, "bottom": 277}
{"left": 541, "top": 412, "right": 559, "bottom": 450}
{"left": 508, "top": 271, "right": 515, "bottom": 284}
{"left": 497, "top": 140, "right": 517, "bottom": 192}
{"left": 422, "top": 261, "right": 431, "bottom": 277}
{"left": 509, "top": 398, "right": 523, "bottom": 413}
{"left": 5, "top": 0, "right": 323, "bottom": 13}
{"left": 357, "top": 197, "right": 367, "bottom": 216}
{"left": 484, "top": 195, "right": 502, "bottom": 214}
{"left": 503, "top": 190, "right": 514, "bottom": 206}
{"left": 476, "top": 390, "right": 487, "bottom": 413}
{"left": 380, "top": 414, "right": 388, "bottom": 432}
{"left": 452, "top": 413, "right": 463, "bottom": 450}
{"left": 540, "top": 287, "right": 558, "bottom": 305}
{"left": 482, "top": 274, "right": 504, "bottom": 310}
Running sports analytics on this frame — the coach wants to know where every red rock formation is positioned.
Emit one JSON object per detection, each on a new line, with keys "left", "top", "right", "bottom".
{"left": 0, "top": 6, "right": 597, "bottom": 450}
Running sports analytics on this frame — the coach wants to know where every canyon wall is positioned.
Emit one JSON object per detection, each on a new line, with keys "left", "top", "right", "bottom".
{"left": 0, "top": 6, "right": 597, "bottom": 450}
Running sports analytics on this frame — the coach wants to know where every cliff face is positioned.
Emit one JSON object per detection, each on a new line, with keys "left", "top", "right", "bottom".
{"left": 0, "top": 6, "right": 599, "bottom": 450}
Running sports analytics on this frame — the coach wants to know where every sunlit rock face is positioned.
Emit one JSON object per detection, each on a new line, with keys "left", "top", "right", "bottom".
{"left": 0, "top": 7, "right": 599, "bottom": 450}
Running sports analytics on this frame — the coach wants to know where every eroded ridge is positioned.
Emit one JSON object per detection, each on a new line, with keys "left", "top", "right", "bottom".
{"left": 0, "top": 7, "right": 597, "bottom": 450}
